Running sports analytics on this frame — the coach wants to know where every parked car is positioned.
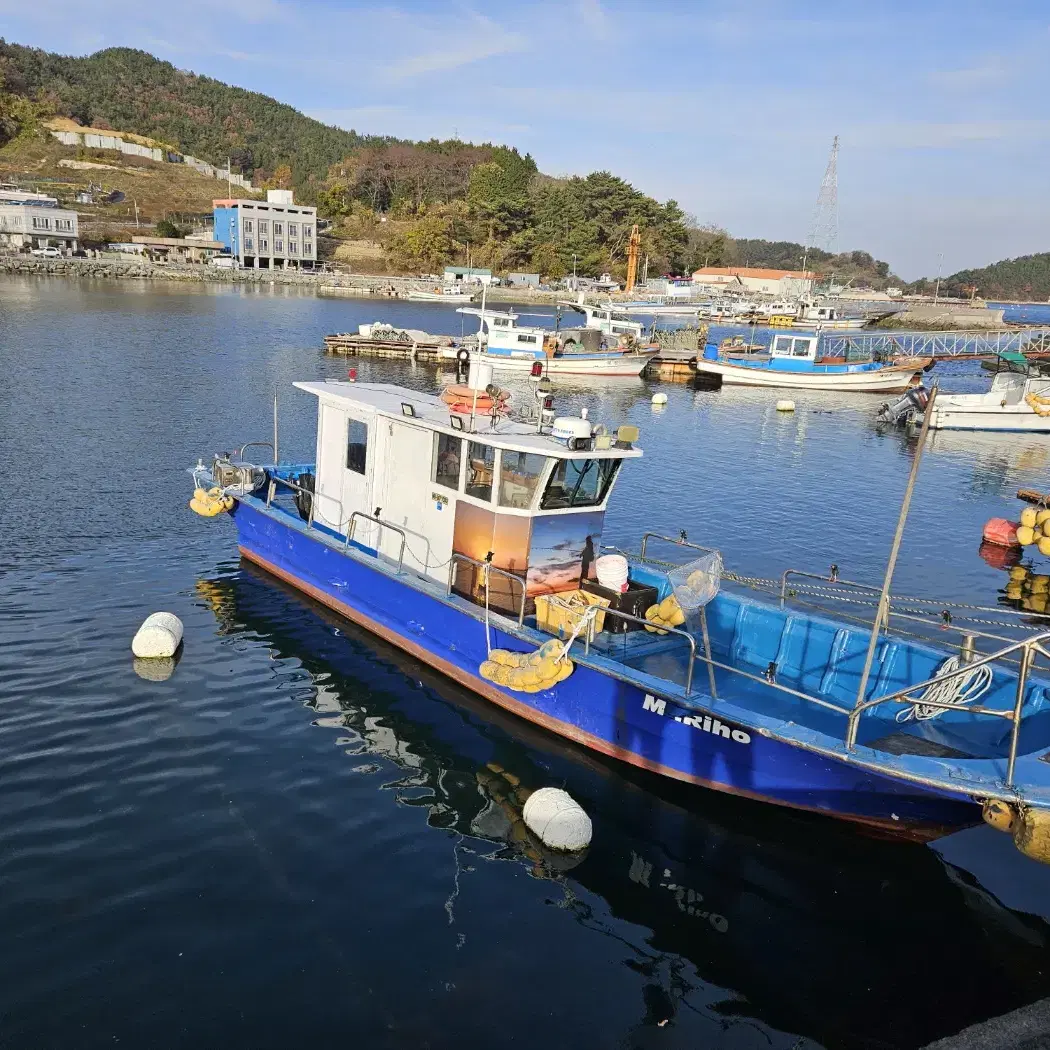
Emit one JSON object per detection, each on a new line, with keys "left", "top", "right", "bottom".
{"left": 30, "top": 246, "right": 62, "bottom": 258}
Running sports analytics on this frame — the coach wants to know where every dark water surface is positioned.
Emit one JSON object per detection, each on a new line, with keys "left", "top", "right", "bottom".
{"left": 3, "top": 277, "right": 1050, "bottom": 1050}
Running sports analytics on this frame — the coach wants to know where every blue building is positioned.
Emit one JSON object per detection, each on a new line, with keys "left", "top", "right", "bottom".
{"left": 212, "top": 189, "right": 317, "bottom": 270}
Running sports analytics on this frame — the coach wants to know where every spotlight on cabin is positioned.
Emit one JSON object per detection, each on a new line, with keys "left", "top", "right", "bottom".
{"left": 401, "top": 402, "right": 416, "bottom": 417}
{"left": 449, "top": 415, "right": 465, "bottom": 431}
{"left": 615, "top": 424, "right": 640, "bottom": 449}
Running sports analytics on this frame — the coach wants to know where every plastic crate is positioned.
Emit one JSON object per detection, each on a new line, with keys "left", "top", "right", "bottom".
{"left": 534, "top": 589, "right": 609, "bottom": 637}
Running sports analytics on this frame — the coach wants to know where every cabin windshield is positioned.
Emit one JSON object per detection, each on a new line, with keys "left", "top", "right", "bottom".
{"left": 466, "top": 441, "right": 496, "bottom": 501}
{"left": 499, "top": 451, "right": 549, "bottom": 509}
{"left": 540, "top": 458, "right": 619, "bottom": 509}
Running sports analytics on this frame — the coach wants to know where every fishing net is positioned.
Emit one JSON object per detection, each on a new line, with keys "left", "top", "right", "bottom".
{"left": 667, "top": 552, "right": 723, "bottom": 613}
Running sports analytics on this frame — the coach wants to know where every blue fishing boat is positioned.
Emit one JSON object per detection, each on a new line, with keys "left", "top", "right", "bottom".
{"left": 190, "top": 377, "right": 1050, "bottom": 862}
{"left": 695, "top": 331, "right": 929, "bottom": 392}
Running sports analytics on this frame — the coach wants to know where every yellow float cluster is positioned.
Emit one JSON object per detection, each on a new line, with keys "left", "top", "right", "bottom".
{"left": 1015, "top": 507, "right": 1050, "bottom": 555}
{"left": 645, "top": 594, "right": 686, "bottom": 635}
{"left": 1005, "top": 565, "right": 1050, "bottom": 612}
{"left": 480, "top": 639, "right": 574, "bottom": 693}
{"left": 189, "top": 487, "right": 233, "bottom": 518}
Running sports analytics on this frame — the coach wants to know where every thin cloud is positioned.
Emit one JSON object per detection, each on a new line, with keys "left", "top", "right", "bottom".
{"left": 928, "top": 55, "right": 1013, "bottom": 89}
{"left": 849, "top": 119, "right": 1050, "bottom": 149}
{"left": 382, "top": 12, "right": 528, "bottom": 81}
{"left": 577, "top": 0, "right": 612, "bottom": 40}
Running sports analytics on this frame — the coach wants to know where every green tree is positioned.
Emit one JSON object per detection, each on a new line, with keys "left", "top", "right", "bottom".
{"left": 155, "top": 218, "right": 184, "bottom": 238}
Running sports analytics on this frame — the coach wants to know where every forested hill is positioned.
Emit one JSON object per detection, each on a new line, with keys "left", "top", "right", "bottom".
{"left": 0, "top": 41, "right": 386, "bottom": 186}
{"left": 935, "top": 253, "right": 1050, "bottom": 301}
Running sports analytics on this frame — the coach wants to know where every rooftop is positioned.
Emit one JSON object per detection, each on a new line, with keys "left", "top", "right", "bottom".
{"left": 692, "top": 266, "right": 816, "bottom": 280}
{"left": 292, "top": 381, "right": 642, "bottom": 460}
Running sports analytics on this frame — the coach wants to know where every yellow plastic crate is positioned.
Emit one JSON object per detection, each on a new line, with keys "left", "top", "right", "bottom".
{"left": 534, "top": 589, "right": 609, "bottom": 637}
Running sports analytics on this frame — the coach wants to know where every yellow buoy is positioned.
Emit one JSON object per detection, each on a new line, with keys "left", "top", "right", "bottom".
{"left": 1022, "top": 506, "right": 1038, "bottom": 528}
{"left": 1018, "top": 525, "right": 1036, "bottom": 546}
{"left": 982, "top": 799, "right": 1016, "bottom": 834}
{"left": 1006, "top": 582, "right": 1024, "bottom": 600}
{"left": 1013, "top": 807, "right": 1050, "bottom": 865}
{"left": 1031, "top": 574, "right": 1050, "bottom": 593}
{"left": 1037, "top": 509, "right": 1050, "bottom": 527}
{"left": 1040, "top": 538, "right": 1050, "bottom": 558}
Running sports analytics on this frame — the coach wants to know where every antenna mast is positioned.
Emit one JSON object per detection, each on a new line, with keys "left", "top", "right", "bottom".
{"left": 808, "top": 135, "right": 839, "bottom": 256}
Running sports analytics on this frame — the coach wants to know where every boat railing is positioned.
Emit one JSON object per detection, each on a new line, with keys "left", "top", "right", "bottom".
{"left": 347, "top": 511, "right": 407, "bottom": 574}
{"left": 234, "top": 441, "right": 275, "bottom": 462}
{"left": 638, "top": 532, "right": 720, "bottom": 565}
{"left": 846, "top": 629, "right": 1050, "bottom": 785}
{"left": 447, "top": 553, "right": 528, "bottom": 627}
{"left": 262, "top": 474, "right": 407, "bottom": 574}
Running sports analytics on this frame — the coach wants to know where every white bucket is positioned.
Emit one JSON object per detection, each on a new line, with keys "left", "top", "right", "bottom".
{"left": 595, "top": 554, "right": 629, "bottom": 592}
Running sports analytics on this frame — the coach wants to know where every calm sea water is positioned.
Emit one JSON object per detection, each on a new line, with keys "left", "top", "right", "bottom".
{"left": 3, "top": 276, "right": 1050, "bottom": 1050}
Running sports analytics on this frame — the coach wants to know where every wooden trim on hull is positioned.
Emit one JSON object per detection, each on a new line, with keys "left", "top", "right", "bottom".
{"left": 239, "top": 545, "right": 967, "bottom": 843}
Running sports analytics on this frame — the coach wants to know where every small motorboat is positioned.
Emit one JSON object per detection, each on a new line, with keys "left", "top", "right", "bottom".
{"left": 926, "top": 356, "right": 1050, "bottom": 432}
{"left": 695, "top": 332, "right": 929, "bottom": 393}
{"left": 407, "top": 287, "right": 476, "bottom": 303}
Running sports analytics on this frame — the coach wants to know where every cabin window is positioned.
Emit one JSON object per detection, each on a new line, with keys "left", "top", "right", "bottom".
{"left": 465, "top": 442, "right": 496, "bottom": 501}
{"left": 516, "top": 334, "right": 538, "bottom": 344}
{"left": 540, "top": 458, "right": 619, "bottom": 509}
{"left": 791, "top": 338, "right": 813, "bottom": 356}
{"left": 433, "top": 433, "right": 462, "bottom": 491}
{"left": 346, "top": 419, "right": 368, "bottom": 474}
{"left": 498, "top": 452, "right": 548, "bottom": 509}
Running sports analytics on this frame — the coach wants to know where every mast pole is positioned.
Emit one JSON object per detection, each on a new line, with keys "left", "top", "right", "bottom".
{"left": 849, "top": 386, "right": 938, "bottom": 743}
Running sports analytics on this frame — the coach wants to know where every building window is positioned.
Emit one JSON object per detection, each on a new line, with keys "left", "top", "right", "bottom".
{"left": 465, "top": 442, "right": 495, "bottom": 502}
{"left": 303, "top": 224, "right": 313, "bottom": 239}
{"left": 288, "top": 222, "right": 298, "bottom": 236}
{"left": 346, "top": 419, "right": 368, "bottom": 474}
{"left": 273, "top": 222, "right": 283, "bottom": 236}
{"left": 244, "top": 219, "right": 253, "bottom": 233}
{"left": 258, "top": 219, "right": 269, "bottom": 235}
{"left": 245, "top": 238, "right": 254, "bottom": 252}
{"left": 288, "top": 241, "right": 298, "bottom": 255}
{"left": 499, "top": 452, "right": 548, "bottom": 510}
{"left": 433, "top": 434, "right": 462, "bottom": 491}
{"left": 260, "top": 239, "right": 269, "bottom": 253}
{"left": 304, "top": 241, "right": 312, "bottom": 256}
{"left": 275, "top": 239, "right": 283, "bottom": 252}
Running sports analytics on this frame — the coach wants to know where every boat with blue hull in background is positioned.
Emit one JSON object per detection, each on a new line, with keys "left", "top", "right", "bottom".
{"left": 189, "top": 372, "right": 1050, "bottom": 863}
{"left": 695, "top": 330, "right": 930, "bottom": 392}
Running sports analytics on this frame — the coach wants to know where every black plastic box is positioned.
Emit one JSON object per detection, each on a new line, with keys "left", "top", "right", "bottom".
{"left": 581, "top": 579, "right": 660, "bottom": 634}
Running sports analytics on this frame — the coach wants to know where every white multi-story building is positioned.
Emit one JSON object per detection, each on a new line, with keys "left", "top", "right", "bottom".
{"left": 212, "top": 189, "right": 317, "bottom": 269}
{"left": 0, "top": 189, "right": 79, "bottom": 251}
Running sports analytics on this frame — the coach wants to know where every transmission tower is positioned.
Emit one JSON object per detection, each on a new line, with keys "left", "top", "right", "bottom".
{"left": 808, "top": 135, "right": 839, "bottom": 257}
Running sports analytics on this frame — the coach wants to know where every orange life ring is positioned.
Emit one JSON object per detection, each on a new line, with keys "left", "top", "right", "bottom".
{"left": 440, "top": 384, "right": 508, "bottom": 414}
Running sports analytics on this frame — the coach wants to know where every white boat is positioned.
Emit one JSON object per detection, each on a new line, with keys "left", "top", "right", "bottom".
{"left": 929, "top": 370, "right": 1050, "bottom": 432}
{"left": 791, "top": 304, "right": 868, "bottom": 330}
{"left": 695, "top": 332, "right": 927, "bottom": 393}
{"left": 558, "top": 301, "right": 646, "bottom": 341}
{"left": 407, "top": 287, "right": 476, "bottom": 303}
{"left": 456, "top": 306, "right": 657, "bottom": 377}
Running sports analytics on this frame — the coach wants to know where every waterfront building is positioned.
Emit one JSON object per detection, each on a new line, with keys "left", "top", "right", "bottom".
{"left": 444, "top": 265, "right": 493, "bottom": 286}
{"left": 131, "top": 235, "right": 226, "bottom": 264}
{"left": 506, "top": 272, "right": 541, "bottom": 288}
{"left": 212, "top": 189, "right": 316, "bottom": 269}
{"left": 0, "top": 189, "right": 79, "bottom": 252}
{"left": 692, "top": 266, "right": 815, "bottom": 297}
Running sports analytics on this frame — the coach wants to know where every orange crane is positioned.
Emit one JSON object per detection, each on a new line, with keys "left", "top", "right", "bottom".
{"left": 625, "top": 224, "right": 641, "bottom": 294}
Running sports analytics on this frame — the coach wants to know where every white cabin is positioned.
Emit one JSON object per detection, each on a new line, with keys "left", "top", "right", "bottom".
{"left": 295, "top": 381, "right": 641, "bottom": 613}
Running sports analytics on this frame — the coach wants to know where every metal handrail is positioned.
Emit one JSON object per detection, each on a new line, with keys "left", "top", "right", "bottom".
{"left": 235, "top": 441, "right": 275, "bottom": 462}
{"left": 447, "top": 553, "right": 527, "bottom": 627}
{"left": 845, "top": 630, "right": 1050, "bottom": 785}
{"left": 640, "top": 532, "right": 720, "bottom": 563}
{"left": 347, "top": 511, "right": 407, "bottom": 574}
{"left": 780, "top": 568, "right": 882, "bottom": 602}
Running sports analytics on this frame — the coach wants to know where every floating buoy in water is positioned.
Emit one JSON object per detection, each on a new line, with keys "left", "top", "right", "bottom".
{"left": 1021, "top": 506, "right": 1039, "bottom": 529}
{"left": 132, "top": 612, "right": 183, "bottom": 659}
{"left": 651, "top": 392, "right": 668, "bottom": 405}
{"left": 1018, "top": 525, "right": 1036, "bottom": 546}
{"left": 776, "top": 399, "right": 795, "bottom": 412}
{"left": 522, "top": 787, "right": 592, "bottom": 851}
{"left": 983, "top": 518, "right": 1022, "bottom": 548}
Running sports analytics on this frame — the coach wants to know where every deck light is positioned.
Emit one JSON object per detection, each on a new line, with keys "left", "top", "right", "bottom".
{"left": 401, "top": 402, "right": 416, "bottom": 417}
{"left": 449, "top": 415, "right": 465, "bottom": 431}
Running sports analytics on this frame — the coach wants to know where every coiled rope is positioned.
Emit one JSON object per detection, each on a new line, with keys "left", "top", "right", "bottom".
{"left": 895, "top": 655, "right": 994, "bottom": 722}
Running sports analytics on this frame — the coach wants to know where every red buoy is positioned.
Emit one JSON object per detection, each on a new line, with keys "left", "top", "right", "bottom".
{"left": 983, "top": 517, "right": 1021, "bottom": 548}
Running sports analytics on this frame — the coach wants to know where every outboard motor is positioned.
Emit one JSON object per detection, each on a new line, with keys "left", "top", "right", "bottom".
{"left": 876, "top": 384, "right": 929, "bottom": 426}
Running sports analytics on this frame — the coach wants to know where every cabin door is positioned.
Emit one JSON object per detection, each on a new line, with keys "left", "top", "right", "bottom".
{"left": 315, "top": 404, "right": 372, "bottom": 540}
{"left": 379, "top": 420, "right": 433, "bottom": 573}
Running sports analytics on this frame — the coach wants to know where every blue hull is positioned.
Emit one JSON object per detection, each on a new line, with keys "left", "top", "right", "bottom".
{"left": 231, "top": 498, "right": 980, "bottom": 839}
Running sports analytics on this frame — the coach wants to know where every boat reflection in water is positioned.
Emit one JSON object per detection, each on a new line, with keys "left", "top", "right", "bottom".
{"left": 197, "top": 561, "right": 1050, "bottom": 1050}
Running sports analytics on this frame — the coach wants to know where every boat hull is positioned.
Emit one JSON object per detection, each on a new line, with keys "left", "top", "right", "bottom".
{"left": 930, "top": 406, "right": 1050, "bottom": 432}
{"left": 229, "top": 498, "right": 980, "bottom": 840}
{"left": 481, "top": 350, "right": 658, "bottom": 377}
{"left": 695, "top": 358, "right": 922, "bottom": 392}
{"left": 407, "top": 291, "right": 475, "bottom": 303}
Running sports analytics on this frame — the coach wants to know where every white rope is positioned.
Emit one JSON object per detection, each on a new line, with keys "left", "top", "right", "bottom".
{"left": 556, "top": 603, "right": 600, "bottom": 661}
{"left": 895, "top": 655, "right": 994, "bottom": 723}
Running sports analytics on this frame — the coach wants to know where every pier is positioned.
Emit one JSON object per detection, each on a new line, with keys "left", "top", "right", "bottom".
{"left": 822, "top": 327, "right": 1050, "bottom": 360}
{"left": 322, "top": 330, "right": 459, "bottom": 360}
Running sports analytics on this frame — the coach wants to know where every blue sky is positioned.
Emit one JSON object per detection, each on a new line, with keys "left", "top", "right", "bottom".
{"left": 2, "top": 0, "right": 1048, "bottom": 279}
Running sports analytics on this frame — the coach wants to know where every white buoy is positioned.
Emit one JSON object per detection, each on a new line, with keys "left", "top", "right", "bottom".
{"left": 522, "top": 787, "right": 592, "bottom": 851}
{"left": 651, "top": 392, "right": 668, "bottom": 405}
{"left": 776, "top": 399, "right": 796, "bottom": 412}
{"left": 131, "top": 612, "right": 184, "bottom": 659}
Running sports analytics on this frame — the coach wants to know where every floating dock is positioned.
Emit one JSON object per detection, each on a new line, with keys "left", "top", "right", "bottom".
{"left": 323, "top": 327, "right": 467, "bottom": 361}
